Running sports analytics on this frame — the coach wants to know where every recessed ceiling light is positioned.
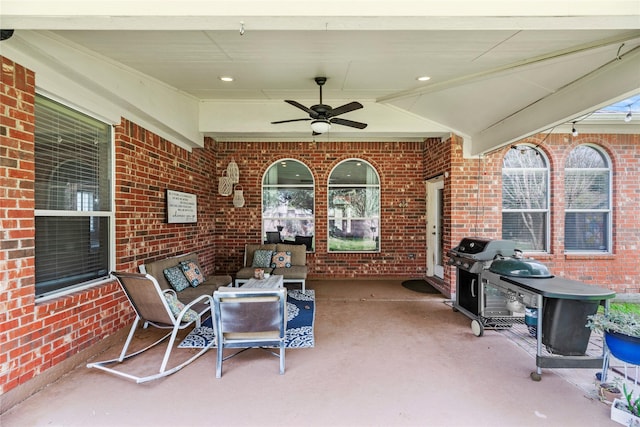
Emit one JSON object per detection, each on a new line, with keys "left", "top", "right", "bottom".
{"left": 219, "top": 76, "right": 234, "bottom": 82}
{"left": 417, "top": 76, "right": 431, "bottom": 81}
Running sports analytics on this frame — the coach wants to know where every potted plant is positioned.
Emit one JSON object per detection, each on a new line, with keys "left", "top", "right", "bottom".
{"left": 586, "top": 310, "right": 640, "bottom": 365}
{"left": 611, "top": 384, "right": 640, "bottom": 426}
{"left": 598, "top": 381, "right": 622, "bottom": 403}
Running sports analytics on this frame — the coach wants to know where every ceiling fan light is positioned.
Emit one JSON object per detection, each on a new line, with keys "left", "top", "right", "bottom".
{"left": 311, "top": 120, "right": 331, "bottom": 134}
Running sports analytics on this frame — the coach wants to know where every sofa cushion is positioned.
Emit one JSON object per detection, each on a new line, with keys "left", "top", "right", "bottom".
{"left": 272, "top": 265, "right": 308, "bottom": 279}
{"left": 180, "top": 259, "right": 206, "bottom": 287}
{"left": 244, "top": 244, "right": 277, "bottom": 267}
{"left": 271, "top": 251, "right": 292, "bottom": 268}
{"left": 142, "top": 252, "right": 232, "bottom": 297}
{"left": 252, "top": 249, "right": 273, "bottom": 268}
{"left": 275, "top": 243, "right": 306, "bottom": 266}
{"left": 164, "top": 292, "right": 199, "bottom": 322}
{"left": 163, "top": 266, "right": 191, "bottom": 292}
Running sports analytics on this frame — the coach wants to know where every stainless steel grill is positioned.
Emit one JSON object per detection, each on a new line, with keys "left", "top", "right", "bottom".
{"left": 448, "top": 238, "right": 534, "bottom": 336}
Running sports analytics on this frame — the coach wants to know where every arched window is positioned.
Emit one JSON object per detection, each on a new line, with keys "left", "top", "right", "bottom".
{"left": 501, "top": 146, "right": 550, "bottom": 251}
{"left": 564, "top": 145, "right": 611, "bottom": 252}
{"left": 262, "top": 159, "right": 315, "bottom": 250}
{"left": 328, "top": 159, "right": 380, "bottom": 252}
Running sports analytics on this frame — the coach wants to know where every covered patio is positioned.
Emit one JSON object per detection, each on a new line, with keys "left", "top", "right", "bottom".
{"left": 1, "top": 279, "right": 620, "bottom": 426}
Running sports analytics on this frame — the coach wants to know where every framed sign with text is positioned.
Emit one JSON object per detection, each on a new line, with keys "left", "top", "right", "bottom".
{"left": 166, "top": 189, "right": 197, "bottom": 223}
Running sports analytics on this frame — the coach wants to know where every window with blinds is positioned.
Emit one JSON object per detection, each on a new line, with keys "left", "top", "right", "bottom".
{"left": 564, "top": 145, "right": 611, "bottom": 252}
{"left": 501, "top": 146, "right": 549, "bottom": 251}
{"left": 34, "top": 95, "right": 112, "bottom": 297}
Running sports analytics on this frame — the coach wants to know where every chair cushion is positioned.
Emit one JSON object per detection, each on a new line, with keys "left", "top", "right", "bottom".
{"left": 164, "top": 292, "right": 198, "bottom": 322}
{"left": 180, "top": 259, "right": 206, "bottom": 287}
{"left": 252, "top": 250, "right": 273, "bottom": 268}
{"left": 271, "top": 251, "right": 292, "bottom": 268}
{"left": 163, "top": 266, "right": 191, "bottom": 292}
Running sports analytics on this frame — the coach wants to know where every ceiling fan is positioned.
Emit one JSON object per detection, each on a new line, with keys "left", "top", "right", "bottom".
{"left": 271, "top": 77, "right": 368, "bottom": 135}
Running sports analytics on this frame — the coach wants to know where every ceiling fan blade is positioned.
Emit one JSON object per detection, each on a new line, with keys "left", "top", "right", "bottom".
{"left": 327, "top": 101, "right": 363, "bottom": 118}
{"left": 285, "top": 100, "right": 317, "bottom": 117}
{"left": 271, "top": 118, "right": 312, "bottom": 124}
{"left": 330, "top": 117, "right": 368, "bottom": 129}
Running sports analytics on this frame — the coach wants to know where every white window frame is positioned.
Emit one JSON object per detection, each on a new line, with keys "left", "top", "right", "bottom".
{"left": 261, "top": 158, "right": 315, "bottom": 250}
{"left": 564, "top": 144, "right": 612, "bottom": 254}
{"left": 501, "top": 145, "right": 550, "bottom": 252}
{"left": 327, "top": 159, "right": 381, "bottom": 253}
{"left": 34, "top": 93, "right": 115, "bottom": 301}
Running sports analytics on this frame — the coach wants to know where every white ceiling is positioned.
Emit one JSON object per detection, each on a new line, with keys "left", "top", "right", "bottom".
{"left": 2, "top": 1, "right": 640, "bottom": 155}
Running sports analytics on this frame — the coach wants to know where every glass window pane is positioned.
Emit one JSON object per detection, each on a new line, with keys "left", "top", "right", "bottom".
{"left": 35, "top": 216, "right": 110, "bottom": 297}
{"left": 263, "top": 159, "right": 314, "bottom": 185}
{"left": 501, "top": 145, "right": 549, "bottom": 252}
{"left": 565, "top": 170, "right": 609, "bottom": 209}
{"left": 328, "top": 188, "right": 380, "bottom": 218}
{"left": 34, "top": 94, "right": 112, "bottom": 297}
{"left": 502, "top": 170, "right": 548, "bottom": 210}
{"left": 566, "top": 145, "right": 607, "bottom": 168}
{"left": 263, "top": 188, "right": 314, "bottom": 214}
{"left": 328, "top": 159, "right": 380, "bottom": 252}
{"left": 564, "top": 145, "right": 611, "bottom": 252}
{"left": 565, "top": 212, "right": 609, "bottom": 251}
{"left": 502, "top": 212, "right": 547, "bottom": 251}
{"left": 329, "top": 159, "right": 379, "bottom": 185}
{"left": 262, "top": 160, "right": 315, "bottom": 249}
{"left": 329, "top": 218, "right": 379, "bottom": 252}
{"left": 503, "top": 147, "right": 547, "bottom": 168}
{"left": 35, "top": 97, "right": 111, "bottom": 211}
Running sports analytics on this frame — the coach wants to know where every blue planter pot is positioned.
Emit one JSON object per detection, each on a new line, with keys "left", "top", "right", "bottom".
{"left": 605, "top": 330, "right": 640, "bottom": 365}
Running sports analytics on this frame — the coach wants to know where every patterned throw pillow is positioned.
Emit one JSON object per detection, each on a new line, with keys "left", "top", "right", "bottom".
{"left": 164, "top": 292, "right": 198, "bottom": 323}
{"left": 179, "top": 260, "right": 206, "bottom": 287}
{"left": 252, "top": 250, "right": 273, "bottom": 268}
{"left": 271, "top": 251, "right": 292, "bottom": 268}
{"left": 163, "top": 266, "right": 190, "bottom": 292}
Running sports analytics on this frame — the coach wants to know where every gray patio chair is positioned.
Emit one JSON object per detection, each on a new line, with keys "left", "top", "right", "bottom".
{"left": 213, "top": 286, "right": 287, "bottom": 378}
{"left": 87, "top": 271, "right": 214, "bottom": 383}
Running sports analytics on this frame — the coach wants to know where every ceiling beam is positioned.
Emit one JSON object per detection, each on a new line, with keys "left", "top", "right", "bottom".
{"left": 468, "top": 45, "right": 640, "bottom": 156}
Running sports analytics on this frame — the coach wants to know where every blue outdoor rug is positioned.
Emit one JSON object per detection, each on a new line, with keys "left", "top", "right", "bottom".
{"left": 178, "top": 289, "right": 315, "bottom": 349}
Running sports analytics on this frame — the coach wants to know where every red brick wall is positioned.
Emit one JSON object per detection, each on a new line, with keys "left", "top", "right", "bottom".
{"left": 513, "top": 133, "right": 640, "bottom": 294}
{"left": 212, "top": 140, "right": 427, "bottom": 278}
{"left": 0, "top": 58, "right": 222, "bottom": 395}
{"left": 114, "top": 119, "right": 220, "bottom": 274}
{"left": 1, "top": 55, "right": 638, "bottom": 397}
{"left": 443, "top": 133, "right": 640, "bottom": 295}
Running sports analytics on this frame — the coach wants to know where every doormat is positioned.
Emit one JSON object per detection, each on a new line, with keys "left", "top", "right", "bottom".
{"left": 179, "top": 289, "right": 315, "bottom": 349}
{"left": 401, "top": 279, "right": 441, "bottom": 294}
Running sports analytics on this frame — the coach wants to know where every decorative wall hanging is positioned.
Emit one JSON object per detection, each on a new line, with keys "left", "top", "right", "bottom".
{"left": 233, "top": 185, "right": 245, "bottom": 208}
{"left": 166, "top": 189, "right": 197, "bottom": 223}
{"left": 227, "top": 158, "right": 239, "bottom": 184}
{"left": 218, "top": 170, "right": 233, "bottom": 196}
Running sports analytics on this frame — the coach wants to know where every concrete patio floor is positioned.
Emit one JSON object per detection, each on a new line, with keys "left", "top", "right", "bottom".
{"left": 1, "top": 279, "right": 625, "bottom": 426}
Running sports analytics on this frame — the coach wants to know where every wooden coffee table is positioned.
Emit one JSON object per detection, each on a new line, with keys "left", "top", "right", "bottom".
{"left": 241, "top": 274, "right": 284, "bottom": 289}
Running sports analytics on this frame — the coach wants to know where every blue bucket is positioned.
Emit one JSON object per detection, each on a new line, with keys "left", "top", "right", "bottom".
{"left": 605, "top": 330, "right": 640, "bottom": 365}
